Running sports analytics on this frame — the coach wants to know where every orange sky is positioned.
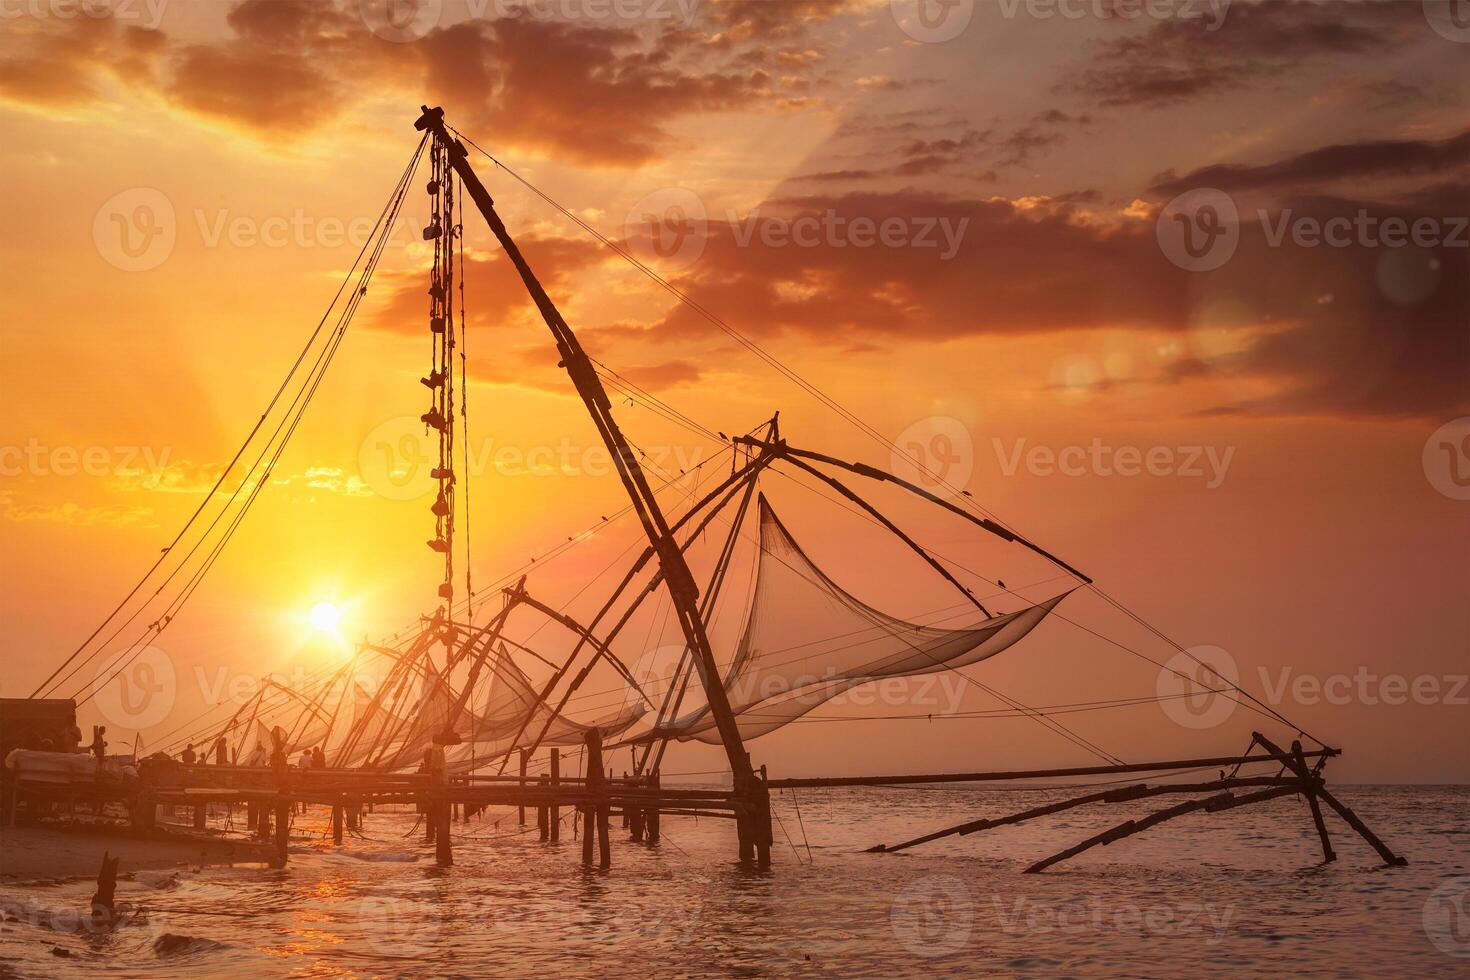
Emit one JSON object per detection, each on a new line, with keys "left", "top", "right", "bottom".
{"left": 0, "top": 0, "right": 1466, "bottom": 782}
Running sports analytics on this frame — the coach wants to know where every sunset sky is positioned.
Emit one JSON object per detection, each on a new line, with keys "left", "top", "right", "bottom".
{"left": 0, "top": 0, "right": 1465, "bottom": 782}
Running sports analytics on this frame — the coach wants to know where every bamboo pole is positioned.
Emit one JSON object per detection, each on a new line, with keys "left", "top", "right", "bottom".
{"left": 1025, "top": 785, "right": 1300, "bottom": 873}
{"left": 1253, "top": 733, "right": 1403, "bottom": 866}
{"left": 770, "top": 750, "right": 1337, "bottom": 788}
{"left": 550, "top": 749, "right": 560, "bottom": 843}
{"left": 868, "top": 777, "right": 1297, "bottom": 853}
{"left": 518, "top": 749, "right": 528, "bottom": 826}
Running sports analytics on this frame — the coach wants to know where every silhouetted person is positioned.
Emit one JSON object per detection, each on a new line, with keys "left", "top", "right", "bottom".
{"left": 311, "top": 745, "right": 326, "bottom": 769}
{"left": 180, "top": 744, "right": 196, "bottom": 765}
{"left": 213, "top": 735, "right": 228, "bottom": 765}
{"left": 246, "top": 742, "right": 268, "bottom": 768}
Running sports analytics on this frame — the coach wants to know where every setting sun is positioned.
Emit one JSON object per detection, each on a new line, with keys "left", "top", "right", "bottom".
{"left": 309, "top": 602, "right": 342, "bottom": 636}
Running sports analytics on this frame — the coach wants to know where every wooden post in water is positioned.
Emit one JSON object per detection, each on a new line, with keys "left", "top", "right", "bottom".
{"left": 273, "top": 797, "right": 290, "bottom": 866}
{"left": 434, "top": 764, "right": 453, "bottom": 868}
{"left": 518, "top": 750, "right": 528, "bottom": 826}
{"left": 646, "top": 773, "right": 660, "bottom": 845}
{"left": 331, "top": 799, "right": 344, "bottom": 845}
{"left": 1290, "top": 740, "right": 1335, "bottom": 863}
{"left": 537, "top": 774, "right": 549, "bottom": 841}
{"left": 629, "top": 773, "right": 645, "bottom": 842}
{"left": 583, "top": 729, "right": 609, "bottom": 868}
{"left": 192, "top": 803, "right": 206, "bottom": 830}
{"left": 549, "top": 749, "right": 561, "bottom": 843}
{"left": 754, "top": 765, "right": 773, "bottom": 869}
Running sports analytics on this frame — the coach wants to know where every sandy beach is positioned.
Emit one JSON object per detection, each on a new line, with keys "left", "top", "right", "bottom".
{"left": 0, "top": 823, "right": 272, "bottom": 881}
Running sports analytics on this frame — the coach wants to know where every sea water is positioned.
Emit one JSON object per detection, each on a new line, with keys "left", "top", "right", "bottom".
{"left": 0, "top": 785, "right": 1465, "bottom": 978}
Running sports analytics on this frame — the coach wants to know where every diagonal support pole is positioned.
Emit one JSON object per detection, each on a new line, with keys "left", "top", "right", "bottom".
{"left": 1254, "top": 732, "right": 1404, "bottom": 867}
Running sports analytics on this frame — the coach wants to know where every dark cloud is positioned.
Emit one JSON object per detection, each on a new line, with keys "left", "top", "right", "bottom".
{"left": 1066, "top": 0, "right": 1433, "bottom": 108}
{"left": 0, "top": 0, "right": 837, "bottom": 164}
{"left": 627, "top": 171, "right": 1466, "bottom": 419}
{"left": 1165, "top": 190, "right": 1470, "bottom": 420}
{"left": 1150, "top": 131, "right": 1470, "bottom": 194}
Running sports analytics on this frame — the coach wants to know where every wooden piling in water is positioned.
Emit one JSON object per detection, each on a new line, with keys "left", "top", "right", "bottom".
{"left": 583, "top": 729, "right": 609, "bottom": 868}
{"left": 331, "top": 800, "right": 344, "bottom": 845}
{"left": 192, "top": 804, "right": 206, "bottom": 830}
{"left": 537, "top": 774, "right": 550, "bottom": 840}
{"left": 433, "top": 765, "right": 453, "bottom": 867}
{"left": 646, "top": 773, "right": 660, "bottom": 845}
{"left": 549, "top": 749, "right": 561, "bottom": 843}
{"left": 273, "top": 798, "right": 290, "bottom": 866}
{"left": 518, "top": 750, "right": 529, "bottom": 826}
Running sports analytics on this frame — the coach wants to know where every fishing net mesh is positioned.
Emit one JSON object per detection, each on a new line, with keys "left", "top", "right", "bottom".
{"left": 662, "top": 496, "right": 1069, "bottom": 743}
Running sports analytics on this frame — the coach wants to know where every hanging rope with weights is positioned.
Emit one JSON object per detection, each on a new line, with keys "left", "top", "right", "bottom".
{"left": 422, "top": 142, "right": 460, "bottom": 646}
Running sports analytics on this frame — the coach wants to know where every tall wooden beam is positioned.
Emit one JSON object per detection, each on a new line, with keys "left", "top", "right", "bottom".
{"left": 414, "top": 105, "right": 755, "bottom": 789}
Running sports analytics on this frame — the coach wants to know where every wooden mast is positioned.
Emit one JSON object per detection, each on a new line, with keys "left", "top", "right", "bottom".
{"left": 411, "top": 108, "right": 759, "bottom": 815}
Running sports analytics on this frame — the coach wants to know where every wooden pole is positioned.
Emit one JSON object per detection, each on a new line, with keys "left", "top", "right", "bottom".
{"left": 583, "top": 729, "right": 607, "bottom": 868}
{"left": 868, "top": 777, "right": 1298, "bottom": 854}
{"left": 646, "top": 773, "right": 660, "bottom": 845}
{"left": 770, "top": 750, "right": 1338, "bottom": 789}
{"left": 537, "top": 774, "right": 549, "bottom": 841}
{"left": 1289, "top": 740, "right": 1335, "bottom": 863}
{"left": 273, "top": 797, "right": 290, "bottom": 866}
{"left": 518, "top": 750, "right": 529, "bottom": 825}
{"left": 434, "top": 766, "right": 453, "bottom": 867}
{"left": 754, "top": 765, "right": 772, "bottom": 869}
{"left": 1025, "top": 785, "right": 1299, "bottom": 873}
{"left": 331, "top": 800, "right": 344, "bottom": 845}
{"left": 192, "top": 803, "right": 206, "bottom": 830}
{"left": 549, "top": 749, "right": 560, "bottom": 843}
{"left": 1253, "top": 732, "right": 1403, "bottom": 867}
{"left": 629, "top": 774, "right": 645, "bottom": 842}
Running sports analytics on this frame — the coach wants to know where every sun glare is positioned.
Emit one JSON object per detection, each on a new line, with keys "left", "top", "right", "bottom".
{"left": 309, "top": 602, "right": 342, "bottom": 636}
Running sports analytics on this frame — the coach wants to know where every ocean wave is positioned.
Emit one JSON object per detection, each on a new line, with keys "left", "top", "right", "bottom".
{"left": 154, "top": 932, "right": 227, "bottom": 957}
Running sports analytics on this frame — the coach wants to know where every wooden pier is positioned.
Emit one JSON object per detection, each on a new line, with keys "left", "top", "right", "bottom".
{"left": 82, "top": 728, "right": 772, "bottom": 871}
